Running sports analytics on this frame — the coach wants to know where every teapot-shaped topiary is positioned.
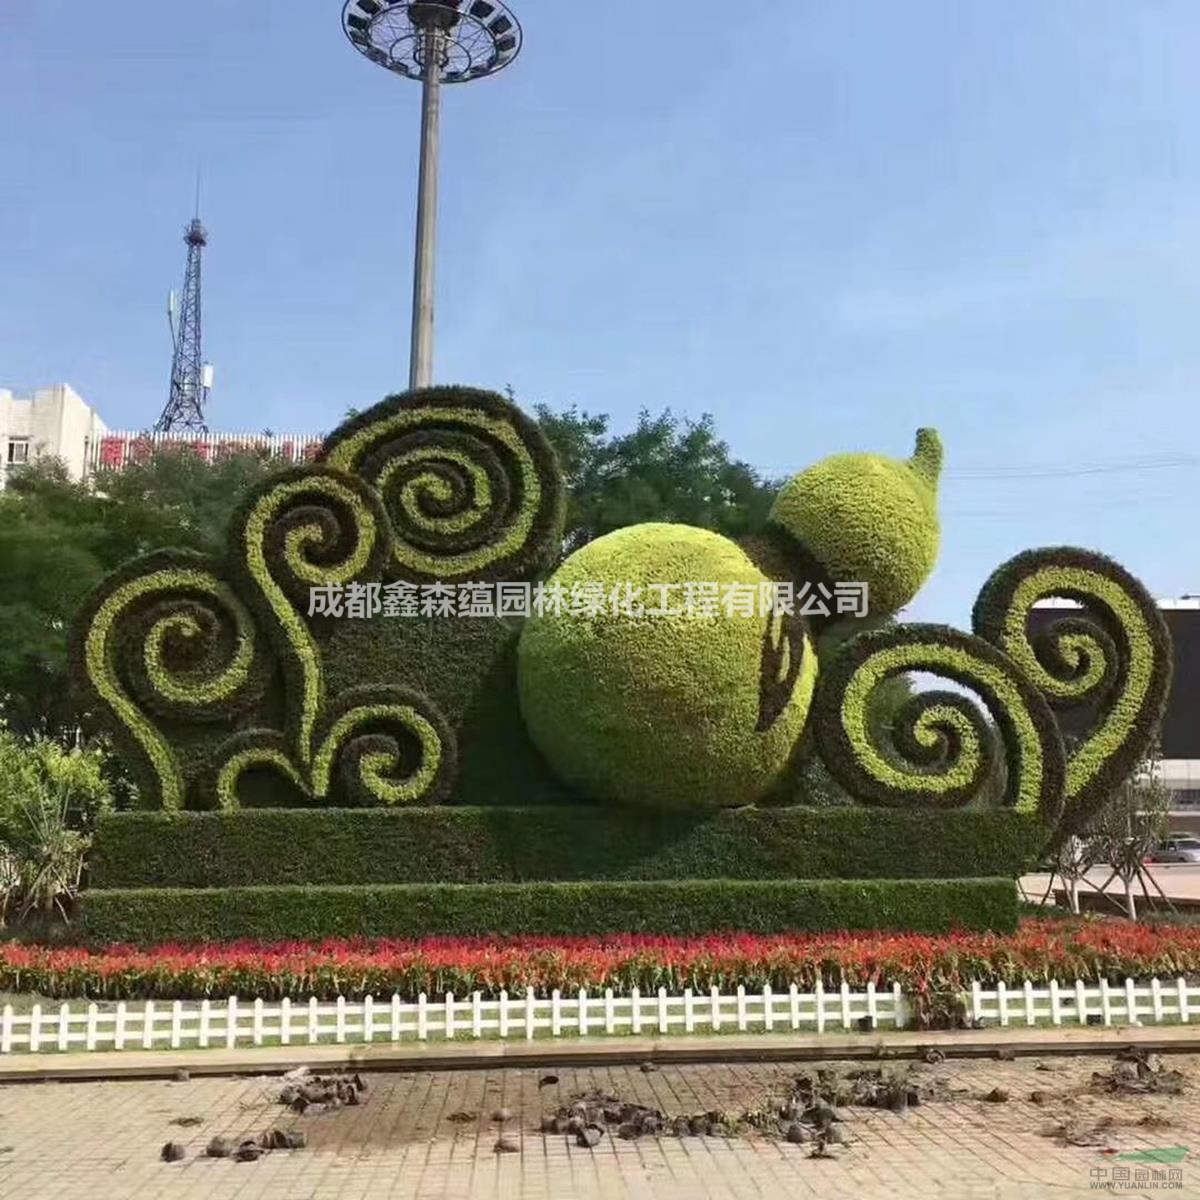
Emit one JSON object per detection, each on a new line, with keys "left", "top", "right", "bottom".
{"left": 517, "top": 429, "right": 946, "bottom": 811}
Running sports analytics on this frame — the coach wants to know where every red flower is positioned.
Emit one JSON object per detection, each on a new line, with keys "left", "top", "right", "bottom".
{"left": 3, "top": 918, "right": 1196, "bottom": 1015}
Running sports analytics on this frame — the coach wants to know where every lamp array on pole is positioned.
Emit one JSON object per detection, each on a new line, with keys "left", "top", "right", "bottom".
{"left": 341, "top": 1, "right": 523, "bottom": 390}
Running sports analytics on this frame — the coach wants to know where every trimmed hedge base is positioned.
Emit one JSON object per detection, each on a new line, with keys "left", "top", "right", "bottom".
{"left": 88, "top": 806, "right": 1044, "bottom": 889}
{"left": 78, "top": 878, "right": 1019, "bottom": 944}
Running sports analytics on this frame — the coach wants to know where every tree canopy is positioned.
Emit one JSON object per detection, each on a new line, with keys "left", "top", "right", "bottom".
{"left": 0, "top": 452, "right": 283, "bottom": 735}
{"left": 534, "top": 406, "right": 779, "bottom": 554}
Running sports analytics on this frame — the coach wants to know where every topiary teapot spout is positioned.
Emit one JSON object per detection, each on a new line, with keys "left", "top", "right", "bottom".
{"left": 910, "top": 428, "right": 943, "bottom": 494}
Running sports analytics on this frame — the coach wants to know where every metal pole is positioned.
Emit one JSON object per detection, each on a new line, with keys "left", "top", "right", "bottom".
{"left": 409, "top": 28, "right": 442, "bottom": 391}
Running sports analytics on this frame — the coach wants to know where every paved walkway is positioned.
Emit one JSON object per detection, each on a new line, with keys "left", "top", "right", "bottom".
{"left": 1, "top": 1054, "right": 1197, "bottom": 1199}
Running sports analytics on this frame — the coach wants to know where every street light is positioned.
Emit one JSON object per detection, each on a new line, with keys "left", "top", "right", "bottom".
{"left": 341, "top": 0, "right": 524, "bottom": 389}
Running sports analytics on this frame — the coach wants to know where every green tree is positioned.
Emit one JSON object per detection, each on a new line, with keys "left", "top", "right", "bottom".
{"left": 534, "top": 405, "right": 779, "bottom": 555}
{"left": 0, "top": 451, "right": 283, "bottom": 737}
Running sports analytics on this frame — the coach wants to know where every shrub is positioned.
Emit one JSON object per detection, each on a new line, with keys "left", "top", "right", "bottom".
{"left": 0, "top": 727, "right": 112, "bottom": 923}
{"left": 77, "top": 878, "right": 1018, "bottom": 943}
{"left": 87, "top": 806, "right": 1044, "bottom": 889}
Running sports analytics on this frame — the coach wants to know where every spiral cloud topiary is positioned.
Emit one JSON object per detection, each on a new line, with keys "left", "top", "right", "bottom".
{"left": 319, "top": 386, "right": 565, "bottom": 583}
{"left": 73, "top": 387, "right": 566, "bottom": 810}
{"left": 811, "top": 622, "right": 1066, "bottom": 827}
{"left": 973, "top": 547, "right": 1172, "bottom": 841}
{"left": 71, "top": 550, "right": 274, "bottom": 810}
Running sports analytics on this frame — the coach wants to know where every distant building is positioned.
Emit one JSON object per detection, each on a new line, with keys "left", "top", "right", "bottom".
{"left": 1, "top": 383, "right": 326, "bottom": 488}
{"left": 1031, "top": 598, "right": 1200, "bottom": 817}
{"left": 0, "top": 384, "right": 108, "bottom": 487}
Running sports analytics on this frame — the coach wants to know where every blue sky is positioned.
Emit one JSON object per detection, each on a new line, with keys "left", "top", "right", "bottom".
{"left": 2, "top": 1, "right": 1197, "bottom": 624}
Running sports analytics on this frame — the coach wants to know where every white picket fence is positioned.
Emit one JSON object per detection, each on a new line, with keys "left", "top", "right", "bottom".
{"left": 1, "top": 978, "right": 1197, "bottom": 1055}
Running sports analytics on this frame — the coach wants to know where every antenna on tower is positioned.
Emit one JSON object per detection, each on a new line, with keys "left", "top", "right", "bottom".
{"left": 154, "top": 186, "right": 212, "bottom": 434}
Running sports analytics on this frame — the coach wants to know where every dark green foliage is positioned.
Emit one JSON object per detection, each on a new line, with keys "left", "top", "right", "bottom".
{"left": 79, "top": 877, "right": 1019, "bottom": 943}
{"left": 534, "top": 405, "right": 778, "bottom": 556}
{"left": 88, "top": 806, "right": 1045, "bottom": 889}
{"left": 325, "top": 613, "right": 568, "bottom": 806}
{"left": 972, "top": 547, "right": 1173, "bottom": 841}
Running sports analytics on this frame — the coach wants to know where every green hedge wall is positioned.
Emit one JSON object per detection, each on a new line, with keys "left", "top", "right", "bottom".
{"left": 79, "top": 878, "right": 1019, "bottom": 943}
{"left": 88, "top": 806, "right": 1043, "bottom": 889}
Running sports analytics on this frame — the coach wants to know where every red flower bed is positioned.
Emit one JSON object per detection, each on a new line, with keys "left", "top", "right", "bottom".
{"left": 2, "top": 918, "right": 1198, "bottom": 1005}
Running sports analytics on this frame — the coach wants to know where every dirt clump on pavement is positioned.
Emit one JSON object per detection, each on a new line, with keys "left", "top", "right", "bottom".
{"left": 278, "top": 1070, "right": 368, "bottom": 1113}
{"left": 159, "top": 1068, "right": 367, "bottom": 1163}
{"left": 534, "top": 1065, "right": 955, "bottom": 1159}
{"left": 1091, "top": 1048, "right": 1186, "bottom": 1097}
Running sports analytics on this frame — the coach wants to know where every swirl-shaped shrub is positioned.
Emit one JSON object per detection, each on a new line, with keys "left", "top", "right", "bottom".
{"left": 210, "top": 686, "right": 454, "bottom": 809}
{"left": 811, "top": 623, "right": 1065, "bottom": 826}
{"left": 517, "top": 524, "right": 817, "bottom": 809}
{"left": 208, "top": 729, "right": 309, "bottom": 810}
{"left": 70, "top": 550, "right": 274, "bottom": 810}
{"left": 313, "top": 685, "right": 455, "bottom": 807}
{"left": 769, "top": 429, "right": 942, "bottom": 617}
{"left": 973, "top": 547, "right": 1172, "bottom": 839}
{"left": 228, "top": 467, "right": 394, "bottom": 766}
{"left": 320, "top": 386, "right": 565, "bottom": 582}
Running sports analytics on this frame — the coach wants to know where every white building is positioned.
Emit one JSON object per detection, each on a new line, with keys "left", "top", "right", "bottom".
{"left": 0, "top": 384, "right": 109, "bottom": 487}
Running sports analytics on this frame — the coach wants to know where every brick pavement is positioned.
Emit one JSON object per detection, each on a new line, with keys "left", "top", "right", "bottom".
{"left": 0, "top": 1054, "right": 1196, "bottom": 1199}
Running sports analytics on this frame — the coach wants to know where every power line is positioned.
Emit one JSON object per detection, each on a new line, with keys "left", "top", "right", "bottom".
{"left": 947, "top": 454, "right": 1196, "bottom": 480}
{"left": 946, "top": 493, "right": 1182, "bottom": 518}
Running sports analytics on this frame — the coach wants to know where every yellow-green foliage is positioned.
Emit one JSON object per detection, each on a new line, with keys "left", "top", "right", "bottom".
{"left": 517, "top": 524, "right": 817, "bottom": 810}
{"left": 769, "top": 429, "right": 942, "bottom": 617}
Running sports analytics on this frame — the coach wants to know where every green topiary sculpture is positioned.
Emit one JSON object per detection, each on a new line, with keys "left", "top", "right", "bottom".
{"left": 517, "top": 523, "right": 817, "bottom": 809}
{"left": 69, "top": 384, "right": 1174, "bottom": 941}
{"left": 768, "top": 428, "right": 943, "bottom": 616}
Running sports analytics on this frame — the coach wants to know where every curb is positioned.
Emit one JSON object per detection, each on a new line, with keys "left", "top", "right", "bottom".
{"left": 2, "top": 1025, "right": 1200, "bottom": 1084}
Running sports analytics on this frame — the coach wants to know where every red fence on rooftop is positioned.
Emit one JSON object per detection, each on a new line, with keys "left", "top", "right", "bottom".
{"left": 91, "top": 431, "right": 324, "bottom": 472}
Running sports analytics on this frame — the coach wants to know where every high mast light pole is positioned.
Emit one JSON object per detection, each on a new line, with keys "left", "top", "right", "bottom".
{"left": 341, "top": 1, "right": 523, "bottom": 390}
